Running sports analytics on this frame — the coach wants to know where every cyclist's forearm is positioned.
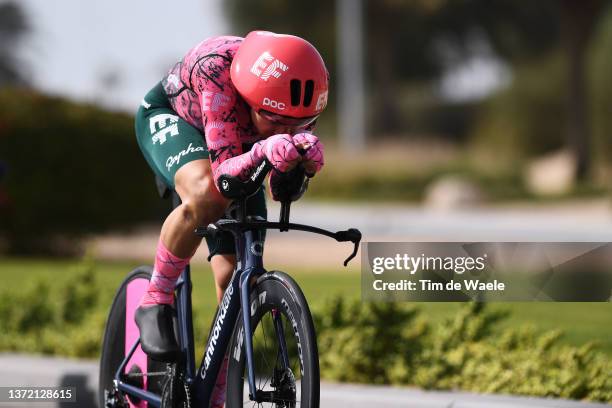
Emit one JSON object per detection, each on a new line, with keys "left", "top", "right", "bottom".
{"left": 211, "top": 136, "right": 287, "bottom": 189}
{"left": 212, "top": 149, "right": 259, "bottom": 185}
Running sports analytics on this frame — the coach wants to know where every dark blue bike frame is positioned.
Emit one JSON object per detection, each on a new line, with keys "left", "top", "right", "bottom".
{"left": 114, "top": 227, "right": 269, "bottom": 407}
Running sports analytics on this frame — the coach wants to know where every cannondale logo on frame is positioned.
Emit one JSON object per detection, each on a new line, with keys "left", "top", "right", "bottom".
{"left": 250, "top": 51, "right": 288, "bottom": 81}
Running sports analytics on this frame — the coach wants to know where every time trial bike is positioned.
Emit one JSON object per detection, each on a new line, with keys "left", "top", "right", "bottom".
{"left": 99, "top": 159, "right": 361, "bottom": 408}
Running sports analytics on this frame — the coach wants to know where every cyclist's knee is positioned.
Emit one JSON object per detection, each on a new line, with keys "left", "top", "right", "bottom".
{"left": 174, "top": 160, "right": 230, "bottom": 225}
{"left": 180, "top": 181, "right": 228, "bottom": 225}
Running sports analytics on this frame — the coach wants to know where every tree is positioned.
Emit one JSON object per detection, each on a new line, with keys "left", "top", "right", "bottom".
{"left": 0, "top": 1, "right": 29, "bottom": 86}
{"left": 559, "top": 0, "right": 605, "bottom": 180}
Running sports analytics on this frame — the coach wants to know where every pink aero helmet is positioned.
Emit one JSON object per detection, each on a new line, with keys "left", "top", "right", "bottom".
{"left": 231, "top": 31, "right": 329, "bottom": 120}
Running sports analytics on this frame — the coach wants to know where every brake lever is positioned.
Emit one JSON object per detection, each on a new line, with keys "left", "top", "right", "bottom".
{"left": 343, "top": 242, "right": 359, "bottom": 266}
{"left": 334, "top": 228, "right": 362, "bottom": 266}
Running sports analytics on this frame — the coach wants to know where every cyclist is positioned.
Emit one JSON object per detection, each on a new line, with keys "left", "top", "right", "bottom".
{"left": 134, "top": 31, "right": 328, "bottom": 406}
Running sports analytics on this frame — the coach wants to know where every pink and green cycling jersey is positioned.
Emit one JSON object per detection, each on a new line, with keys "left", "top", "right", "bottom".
{"left": 161, "top": 36, "right": 263, "bottom": 183}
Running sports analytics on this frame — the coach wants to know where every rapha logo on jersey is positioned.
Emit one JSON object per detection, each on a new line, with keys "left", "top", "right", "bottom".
{"left": 263, "top": 97, "right": 285, "bottom": 110}
{"left": 201, "top": 285, "right": 234, "bottom": 379}
{"left": 201, "top": 91, "right": 231, "bottom": 112}
{"left": 165, "top": 143, "right": 205, "bottom": 171}
{"left": 315, "top": 90, "right": 328, "bottom": 111}
{"left": 150, "top": 114, "right": 179, "bottom": 145}
{"left": 250, "top": 51, "right": 288, "bottom": 82}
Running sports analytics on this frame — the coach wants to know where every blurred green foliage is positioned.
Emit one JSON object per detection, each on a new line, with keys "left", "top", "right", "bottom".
{"left": 315, "top": 298, "right": 612, "bottom": 402}
{"left": 0, "top": 89, "right": 165, "bottom": 254}
{"left": 307, "top": 154, "right": 607, "bottom": 202}
{"left": 308, "top": 159, "right": 529, "bottom": 202}
{"left": 589, "top": 5, "right": 612, "bottom": 161}
{"left": 471, "top": 3, "right": 612, "bottom": 162}
{"left": 470, "top": 54, "right": 566, "bottom": 159}
{"left": 0, "top": 257, "right": 105, "bottom": 356}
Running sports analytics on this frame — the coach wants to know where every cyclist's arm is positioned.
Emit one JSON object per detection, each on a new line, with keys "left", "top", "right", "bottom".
{"left": 193, "top": 57, "right": 261, "bottom": 186}
{"left": 195, "top": 58, "right": 302, "bottom": 191}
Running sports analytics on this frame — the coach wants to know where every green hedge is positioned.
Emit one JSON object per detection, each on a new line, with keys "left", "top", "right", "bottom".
{"left": 315, "top": 298, "right": 611, "bottom": 402}
{"left": 0, "top": 88, "right": 166, "bottom": 254}
{"left": 0, "top": 257, "right": 105, "bottom": 356}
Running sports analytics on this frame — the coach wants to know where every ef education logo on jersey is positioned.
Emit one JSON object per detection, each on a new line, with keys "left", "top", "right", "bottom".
{"left": 201, "top": 91, "right": 231, "bottom": 112}
{"left": 250, "top": 51, "right": 289, "bottom": 81}
{"left": 150, "top": 114, "right": 179, "bottom": 145}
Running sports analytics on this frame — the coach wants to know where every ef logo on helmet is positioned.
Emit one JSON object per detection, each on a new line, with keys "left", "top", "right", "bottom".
{"left": 250, "top": 51, "right": 289, "bottom": 82}
{"left": 263, "top": 97, "right": 285, "bottom": 110}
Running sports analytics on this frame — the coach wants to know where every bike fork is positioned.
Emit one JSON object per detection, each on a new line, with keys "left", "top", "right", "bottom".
{"left": 272, "top": 308, "right": 291, "bottom": 371}
{"left": 239, "top": 266, "right": 258, "bottom": 400}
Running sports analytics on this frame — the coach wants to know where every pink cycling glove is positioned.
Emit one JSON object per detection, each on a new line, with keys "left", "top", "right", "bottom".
{"left": 212, "top": 134, "right": 301, "bottom": 192}
{"left": 250, "top": 134, "right": 301, "bottom": 173}
{"left": 292, "top": 133, "right": 324, "bottom": 176}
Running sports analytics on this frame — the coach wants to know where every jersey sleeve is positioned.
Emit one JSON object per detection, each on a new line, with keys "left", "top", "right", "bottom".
{"left": 191, "top": 56, "right": 258, "bottom": 184}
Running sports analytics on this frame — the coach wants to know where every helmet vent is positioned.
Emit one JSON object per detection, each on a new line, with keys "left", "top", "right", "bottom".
{"left": 303, "top": 80, "right": 314, "bottom": 107}
{"left": 290, "top": 79, "right": 302, "bottom": 106}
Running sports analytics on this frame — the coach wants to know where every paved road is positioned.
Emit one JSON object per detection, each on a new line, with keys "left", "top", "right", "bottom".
{"left": 0, "top": 354, "right": 608, "bottom": 408}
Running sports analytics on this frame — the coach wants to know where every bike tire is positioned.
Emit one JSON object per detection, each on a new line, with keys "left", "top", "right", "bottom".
{"left": 98, "top": 265, "right": 167, "bottom": 408}
{"left": 225, "top": 271, "right": 320, "bottom": 408}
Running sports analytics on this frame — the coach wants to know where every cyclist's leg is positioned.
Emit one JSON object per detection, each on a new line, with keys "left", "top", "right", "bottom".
{"left": 134, "top": 83, "right": 229, "bottom": 361}
{"left": 207, "top": 187, "right": 267, "bottom": 302}
{"left": 208, "top": 187, "right": 266, "bottom": 408}
{"left": 211, "top": 255, "right": 235, "bottom": 303}
{"left": 170, "top": 159, "right": 229, "bottom": 256}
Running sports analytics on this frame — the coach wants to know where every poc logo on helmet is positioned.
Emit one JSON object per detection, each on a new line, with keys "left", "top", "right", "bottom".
{"left": 263, "top": 97, "right": 285, "bottom": 110}
{"left": 250, "top": 51, "right": 289, "bottom": 82}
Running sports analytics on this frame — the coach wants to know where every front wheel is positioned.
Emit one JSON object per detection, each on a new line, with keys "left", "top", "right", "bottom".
{"left": 226, "top": 271, "right": 320, "bottom": 408}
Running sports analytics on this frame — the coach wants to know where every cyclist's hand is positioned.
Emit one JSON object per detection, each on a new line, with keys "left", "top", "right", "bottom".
{"left": 269, "top": 166, "right": 309, "bottom": 202}
{"left": 259, "top": 134, "right": 301, "bottom": 173}
{"left": 293, "top": 133, "right": 324, "bottom": 176}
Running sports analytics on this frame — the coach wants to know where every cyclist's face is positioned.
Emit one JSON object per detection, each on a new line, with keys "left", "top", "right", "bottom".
{"left": 250, "top": 109, "right": 305, "bottom": 137}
